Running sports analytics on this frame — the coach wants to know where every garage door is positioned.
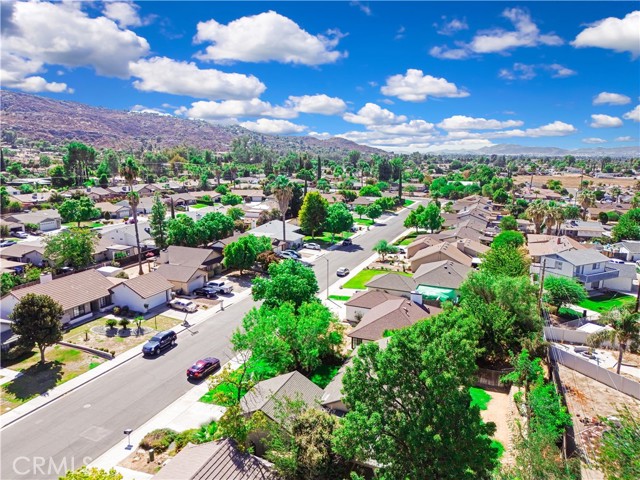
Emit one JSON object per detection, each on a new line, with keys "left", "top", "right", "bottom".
{"left": 187, "top": 275, "right": 205, "bottom": 293}
{"left": 40, "top": 220, "right": 58, "bottom": 231}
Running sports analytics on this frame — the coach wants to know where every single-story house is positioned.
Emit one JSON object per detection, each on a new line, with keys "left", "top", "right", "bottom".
{"left": 212, "top": 231, "right": 246, "bottom": 252}
{"left": 452, "top": 238, "right": 490, "bottom": 258}
{"left": 116, "top": 197, "right": 155, "bottom": 215}
{"left": 345, "top": 290, "right": 403, "bottom": 322}
{"left": 152, "top": 439, "right": 276, "bottom": 480}
{"left": 68, "top": 187, "right": 111, "bottom": 202}
{"left": 351, "top": 196, "right": 377, "bottom": 207}
{"left": 6, "top": 209, "right": 61, "bottom": 231}
{"left": 152, "top": 181, "right": 185, "bottom": 193}
{"left": 0, "top": 259, "right": 28, "bottom": 275}
{"left": 526, "top": 235, "right": 584, "bottom": 263}
{"left": 9, "top": 192, "right": 52, "bottom": 207}
{"left": 413, "top": 260, "right": 471, "bottom": 291}
{"left": 167, "top": 192, "right": 197, "bottom": 206}
{"left": 406, "top": 235, "right": 441, "bottom": 258}
{"left": 95, "top": 202, "right": 131, "bottom": 219}
{"left": 191, "top": 190, "right": 221, "bottom": 203}
{"left": 365, "top": 273, "right": 416, "bottom": 299}
{"left": 535, "top": 248, "right": 620, "bottom": 292}
{"left": 231, "top": 189, "right": 269, "bottom": 203}
{"left": 247, "top": 220, "right": 304, "bottom": 249}
{"left": 347, "top": 298, "right": 440, "bottom": 348}
{"left": 155, "top": 264, "right": 207, "bottom": 294}
{"left": 0, "top": 219, "right": 25, "bottom": 235}
{"left": 0, "top": 270, "right": 114, "bottom": 325}
{"left": 0, "top": 243, "right": 46, "bottom": 266}
{"left": 100, "top": 223, "right": 152, "bottom": 248}
{"left": 409, "top": 241, "right": 474, "bottom": 271}
{"left": 158, "top": 245, "right": 222, "bottom": 273}
{"left": 610, "top": 241, "right": 640, "bottom": 262}
{"left": 109, "top": 271, "right": 173, "bottom": 312}
{"left": 436, "top": 225, "right": 486, "bottom": 244}
{"left": 559, "top": 220, "right": 607, "bottom": 240}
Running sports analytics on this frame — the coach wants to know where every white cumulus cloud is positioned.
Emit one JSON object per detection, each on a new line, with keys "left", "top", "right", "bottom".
{"left": 381, "top": 69, "right": 469, "bottom": 102}
{"left": 593, "top": 92, "right": 631, "bottom": 105}
{"left": 590, "top": 114, "right": 623, "bottom": 128}
{"left": 499, "top": 63, "right": 576, "bottom": 80}
{"left": 582, "top": 137, "right": 607, "bottom": 144}
{"left": 177, "top": 99, "right": 296, "bottom": 121}
{"left": 240, "top": 119, "right": 307, "bottom": 135}
{"left": 572, "top": 11, "right": 640, "bottom": 57}
{"left": 194, "top": 11, "right": 346, "bottom": 65}
{"left": 435, "top": 16, "right": 469, "bottom": 36}
{"left": 622, "top": 105, "right": 640, "bottom": 122}
{"left": 0, "top": 51, "right": 71, "bottom": 93}
{"left": 102, "top": 2, "right": 148, "bottom": 28}
{"left": 438, "top": 115, "right": 524, "bottom": 130}
{"left": 615, "top": 136, "right": 635, "bottom": 142}
{"left": 129, "top": 57, "right": 266, "bottom": 100}
{"left": 285, "top": 94, "right": 347, "bottom": 115}
{"left": 342, "top": 103, "right": 407, "bottom": 126}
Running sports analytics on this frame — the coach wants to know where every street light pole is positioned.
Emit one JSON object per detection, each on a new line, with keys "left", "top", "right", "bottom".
{"left": 324, "top": 256, "right": 329, "bottom": 300}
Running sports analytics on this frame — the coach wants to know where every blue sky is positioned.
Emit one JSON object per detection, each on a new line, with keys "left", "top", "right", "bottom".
{"left": 1, "top": 1, "right": 638, "bottom": 152}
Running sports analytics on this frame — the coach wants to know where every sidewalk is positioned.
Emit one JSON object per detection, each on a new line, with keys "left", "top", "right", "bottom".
{"left": 89, "top": 353, "right": 245, "bottom": 480}
{"left": 0, "top": 288, "right": 253, "bottom": 430}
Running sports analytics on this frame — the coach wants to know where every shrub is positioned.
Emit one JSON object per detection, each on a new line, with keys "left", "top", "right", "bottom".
{"left": 139, "top": 429, "right": 177, "bottom": 452}
{"left": 112, "top": 306, "right": 121, "bottom": 316}
{"left": 118, "top": 318, "right": 130, "bottom": 329}
{"left": 105, "top": 318, "right": 117, "bottom": 330}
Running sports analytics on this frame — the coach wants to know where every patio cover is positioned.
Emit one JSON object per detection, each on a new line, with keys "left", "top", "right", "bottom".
{"left": 416, "top": 285, "right": 457, "bottom": 302}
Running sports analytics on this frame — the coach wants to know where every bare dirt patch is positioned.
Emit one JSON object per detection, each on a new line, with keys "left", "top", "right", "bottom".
{"left": 119, "top": 448, "right": 169, "bottom": 476}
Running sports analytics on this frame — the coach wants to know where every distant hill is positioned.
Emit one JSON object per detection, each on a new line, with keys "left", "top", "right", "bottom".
{"left": 0, "top": 90, "right": 384, "bottom": 157}
{"left": 475, "top": 143, "right": 640, "bottom": 158}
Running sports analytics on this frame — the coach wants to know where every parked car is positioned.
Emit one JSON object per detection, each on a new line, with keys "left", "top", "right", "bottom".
{"left": 303, "top": 242, "right": 321, "bottom": 250}
{"left": 607, "top": 259, "right": 625, "bottom": 264}
{"left": 336, "top": 267, "right": 350, "bottom": 276}
{"left": 342, "top": 238, "right": 353, "bottom": 246}
{"left": 397, "top": 247, "right": 406, "bottom": 255}
{"left": 186, "top": 357, "right": 221, "bottom": 380}
{"left": 278, "top": 251, "right": 298, "bottom": 260}
{"left": 205, "top": 280, "right": 233, "bottom": 294}
{"left": 0, "top": 240, "right": 17, "bottom": 247}
{"left": 193, "top": 287, "right": 219, "bottom": 299}
{"left": 350, "top": 226, "right": 358, "bottom": 232}
{"left": 282, "top": 249, "right": 301, "bottom": 259}
{"left": 14, "top": 232, "right": 28, "bottom": 239}
{"left": 142, "top": 330, "right": 177, "bottom": 356}
{"left": 169, "top": 299, "right": 198, "bottom": 312}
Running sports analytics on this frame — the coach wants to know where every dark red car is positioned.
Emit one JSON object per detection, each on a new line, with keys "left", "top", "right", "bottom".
{"left": 187, "top": 357, "right": 221, "bottom": 380}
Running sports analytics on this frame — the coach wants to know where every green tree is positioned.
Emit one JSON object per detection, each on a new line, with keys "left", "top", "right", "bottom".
{"left": 354, "top": 204, "right": 367, "bottom": 219}
{"left": 588, "top": 305, "right": 640, "bottom": 375}
{"left": 316, "top": 178, "right": 330, "bottom": 193}
{"left": 44, "top": 228, "right": 98, "bottom": 270}
{"left": 365, "top": 203, "right": 382, "bottom": 223}
{"left": 166, "top": 215, "right": 198, "bottom": 247}
{"left": 373, "top": 239, "right": 398, "bottom": 261}
{"left": 149, "top": 195, "right": 168, "bottom": 250}
{"left": 481, "top": 245, "right": 530, "bottom": 277}
{"left": 59, "top": 467, "right": 123, "bottom": 480}
{"left": 272, "top": 176, "right": 294, "bottom": 244}
{"left": 220, "top": 193, "right": 243, "bottom": 206}
{"left": 595, "top": 405, "right": 640, "bottom": 480}
{"left": 233, "top": 301, "right": 343, "bottom": 373}
{"left": 299, "top": 192, "right": 328, "bottom": 238}
{"left": 252, "top": 259, "right": 318, "bottom": 309}
{"left": 63, "top": 142, "right": 96, "bottom": 186}
{"left": 325, "top": 202, "right": 353, "bottom": 242}
{"left": 334, "top": 310, "right": 499, "bottom": 479}
{"left": 404, "top": 204, "right": 425, "bottom": 232}
{"left": 223, "top": 234, "right": 271, "bottom": 274}
{"left": 492, "top": 230, "right": 525, "bottom": 249}
{"left": 226, "top": 206, "right": 245, "bottom": 221}
{"left": 612, "top": 209, "right": 640, "bottom": 242}
{"left": 391, "top": 156, "right": 404, "bottom": 200}
{"left": 359, "top": 185, "right": 381, "bottom": 197}
{"left": 500, "top": 215, "right": 518, "bottom": 231}
{"left": 10, "top": 293, "right": 64, "bottom": 364}
{"left": 119, "top": 156, "right": 143, "bottom": 275}
{"left": 0, "top": 186, "right": 10, "bottom": 212}
{"left": 577, "top": 190, "right": 596, "bottom": 220}
{"left": 422, "top": 201, "right": 443, "bottom": 233}
{"left": 196, "top": 212, "right": 234, "bottom": 245}
{"left": 543, "top": 276, "right": 587, "bottom": 311}
{"left": 1, "top": 272, "right": 19, "bottom": 296}
{"left": 297, "top": 168, "right": 314, "bottom": 197}
{"left": 58, "top": 197, "right": 100, "bottom": 227}
{"left": 493, "top": 187, "right": 509, "bottom": 204}
{"left": 563, "top": 204, "right": 581, "bottom": 220}
{"left": 526, "top": 200, "right": 547, "bottom": 234}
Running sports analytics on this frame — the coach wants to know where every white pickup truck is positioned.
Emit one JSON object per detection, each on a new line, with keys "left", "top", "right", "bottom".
{"left": 205, "top": 280, "right": 233, "bottom": 294}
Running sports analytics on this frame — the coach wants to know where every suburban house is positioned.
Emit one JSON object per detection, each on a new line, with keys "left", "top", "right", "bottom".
{"left": 345, "top": 290, "right": 404, "bottom": 323}
{"left": 100, "top": 223, "right": 153, "bottom": 248}
{"left": 347, "top": 297, "right": 440, "bottom": 348}
{"left": 452, "top": 238, "right": 490, "bottom": 258}
{"left": 212, "top": 231, "right": 245, "bottom": 252}
{"left": 95, "top": 202, "right": 131, "bottom": 219}
{"left": 68, "top": 187, "right": 111, "bottom": 202}
{"left": 609, "top": 241, "right": 640, "bottom": 263}
{"left": 0, "top": 270, "right": 115, "bottom": 325}
{"left": 437, "top": 225, "right": 487, "bottom": 244}
{"left": 152, "top": 438, "right": 275, "bottom": 480}
{"left": 351, "top": 196, "right": 377, "bottom": 208}
{"left": 365, "top": 273, "right": 415, "bottom": 298}
{"left": 155, "top": 264, "right": 207, "bottom": 294}
{"left": 116, "top": 197, "right": 155, "bottom": 215}
{"left": 412, "top": 260, "right": 471, "bottom": 302}
{"left": 406, "top": 235, "right": 441, "bottom": 258}
{"left": 535, "top": 249, "right": 620, "bottom": 292}
{"left": 0, "top": 218, "right": 25, "bottom": 235}
{"left": 526, "top": 235, "right": 584, "bottom": 263}
{"left": 247, "top": 220, "right": 304, "bottom": 249}
{"left": 8, "top": 192, "right": 52, "bottom": 207}
{"left": 409, "top": 241, "right": 474, "bottom": 271}
{"left": 158, "top": 246, "right": 222, "bottom": 274}
{"left": 0, "top": 259, "right": 27, "bottom": 275}
{"left": 166, "top": 192, "right": 197, "bottom": 207}
{"left": 231, "top": 189, "right": 269, "bottom": 203}
{"left": 559, "top": 220, "right": 607, "bottom": 240}
{"left": 0, "top": 242, "right": 46, "bottom": 266}
{"left": 109, "top": 271, "right": 173, "bottom": 312}
{"left": 6, "top": 209, "right": 61, "bottom": 231}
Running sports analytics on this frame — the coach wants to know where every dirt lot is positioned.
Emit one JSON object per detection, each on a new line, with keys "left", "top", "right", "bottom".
{"left": 514, "top": 175, "right": 638, "bottom": 190}
{"left": 120, "top": 448, "right": 168, "bottom": 476}
{"left": 480, "top": 387, "right": 518, "bottom": 465}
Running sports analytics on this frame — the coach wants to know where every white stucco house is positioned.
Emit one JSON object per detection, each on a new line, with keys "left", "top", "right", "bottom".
{"left": 110, "top": 272, "right": 173, "bottom": 312}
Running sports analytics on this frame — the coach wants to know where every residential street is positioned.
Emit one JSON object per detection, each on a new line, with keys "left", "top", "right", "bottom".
{"left": 0, "top": 204, "right": 417, "bottom": 480}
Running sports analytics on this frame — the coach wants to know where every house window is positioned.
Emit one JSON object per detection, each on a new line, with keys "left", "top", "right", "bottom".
{"left": 591, "top": 263, "right": 599, "bottom": 271}
{"left": 99, "top": 295, "right": 111, "bottom": 308}
{"left": 72, "top": 304, "right": 86, "bottom": 319}
{"left": 554, "top": 261, "right": 562, "bottom": 269}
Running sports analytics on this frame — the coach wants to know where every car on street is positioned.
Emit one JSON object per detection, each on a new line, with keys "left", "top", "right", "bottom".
{"left": 0, "top": 240, "right": 17, "bottom": 247}
{"left": 142, "top": 330, "right": 177, "bottom": 356}
{"left": 14, "top": 232, "right": 28, "bottom": 239}
{"left": 193, "top": 287, "right": 219, "bottom": 299}
{"left": 342, "top": 238, "right": 353, "bottom": 246}
{"left": 205, "top": 280, "right": 233, "bottom": 294}
{"left": 303, "top": 242, "right": 321, "bottom": 250}
{"left": 336, "top": 267, "right": 350, "bottom": 277}
{"left": 169, "top": 299, "right": 198, "bottom": 312}
{"left": 277, "top": 251, "right": 298, "bottom": 260}
{"left": 186, "top": 357, "right": 221, "bottom": 380}
{"left": 282, "top": 249, "right": 301, "bottom": 259}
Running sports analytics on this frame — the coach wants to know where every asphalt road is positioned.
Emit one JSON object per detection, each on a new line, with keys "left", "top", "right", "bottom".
{"left": 0, "top": 203, "right": 417, "bottom": 480}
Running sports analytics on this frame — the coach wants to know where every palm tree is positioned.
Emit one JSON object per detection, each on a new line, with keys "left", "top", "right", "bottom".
{"left": 577, "top": 190, "right": 596, "bottom": 220}
{"left": 525, "top": 200, "right": 547, "bottom": 234}
{"left": 544, "top": 204, "right": 564, "bottom": 235}
{"left": 120, "top": 156, "right": 144, "bottom": 276}
{"left": 588, "top": 305, "right": 640, "bottom": 374}
{"left": 272, "top": 176, "right": 293, "bottom": 245}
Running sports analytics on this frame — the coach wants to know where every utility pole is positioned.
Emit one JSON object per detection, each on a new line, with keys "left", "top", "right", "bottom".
{"left": 537, "top": 259, "right": 547, "bottom": 312}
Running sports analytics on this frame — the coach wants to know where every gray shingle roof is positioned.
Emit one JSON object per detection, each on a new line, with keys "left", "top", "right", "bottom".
{"left": 118, "top": 272, "right": 173, "bottom": 299}
{"left": 241, "top": 371, "right": 322, "bottom": 422}
{"left": 365, "top": 273, "right": 415, "bottom": 293}
{"left": 345, "top": 290, "right": 400, "bottom": 309}
{"left": 155, "top": 264, "right": 204, "bottom": 283}
{"left": 413, "top": 260, "right": 471, "bottom": 289}
{"left": 166, "top": 246, "right": 220, "bottom": 267}
{"left": 555, "top": 248, "right": 609, "bottom": 266}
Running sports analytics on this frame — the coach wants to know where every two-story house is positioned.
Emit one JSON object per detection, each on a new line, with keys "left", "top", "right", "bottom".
{"left": 536, "top": 249, "right": 619, "bottom": 293}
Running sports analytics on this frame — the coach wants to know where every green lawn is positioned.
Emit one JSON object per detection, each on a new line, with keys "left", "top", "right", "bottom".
{"left": 403, "top": 199, "right": 415, "bottom": 207}
{"left": 343, "top": 269, "right": 412, "bottom": 290}
{"left": 329, "top": 295, "right": 352, "bottom": 302}
{"left": 470, "top": 387, "right": 492, "bottom": 411}
{"left": 190, "top": 203, "right": 208, "bottom": 209}
{"left": 578, "top": 292, "right": 635, "bottom": 313}
{"left": 304, "top": 231, "right": 353, "bottom": 247}
{"left": 62, "top": 221, "right": 103, "bottom": 228}
{"left": 354, "top": 218, "right": 374, "bottom": 226}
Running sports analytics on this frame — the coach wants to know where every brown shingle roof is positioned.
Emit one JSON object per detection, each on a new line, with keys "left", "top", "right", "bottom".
{"left": 155, "top": 264, "right": 204, "bottom": 283}
{"left": 348, "top": 299, "right": 440, "bottom": 341}
{"left": 118, "top": 272, "right": 173, "bottom": 299}
{"left": 166, "top": 246, "right": 220, "bottom": 267}
{"left": 365, "top": 273, "right": 415, "bottom": 293}
{"left": 410, "top": 242, "right": 473, "bottom": 267}
{"left": 345, "top": 290, "right": 400, "bottom": 309}
{"left": 413, "top": 260, "right": 471, "bottom": 289}
{"left": 10, "top": 270, "right": 113, "bottom": 311}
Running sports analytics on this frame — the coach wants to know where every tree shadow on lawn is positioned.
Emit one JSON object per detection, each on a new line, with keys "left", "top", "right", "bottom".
{"left": 3, "top": 361, "right": 63, "bottom": 401}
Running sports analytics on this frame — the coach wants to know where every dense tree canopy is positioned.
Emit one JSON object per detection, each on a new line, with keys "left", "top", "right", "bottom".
{"left": 252, "top": 259, "right": 319, "bottom": 309}
{"left": 492, "top": 230, "right": 525, "bottom": 249}
{"left": 543, "top": 276, "right": 587, "bottom": 311}
{"left": 324, "top": 203, "right": 353, "bottom": 242}
{"left": 481, "top": 245, "right": 530, "bottom": 277}
{"left": 299, "top": 192, "right": 328, "bottom": 238}
{"left": 223, "top": 234, "right": 271, "bottom": 274}
{"left": 612, "top": 209, "right": 640, "bottom": 242}
{"left": 58, "top": 197, "right": 100, "bottom": 227}
{"left": 44, "top": 227, "right": 98, "bottom": 270}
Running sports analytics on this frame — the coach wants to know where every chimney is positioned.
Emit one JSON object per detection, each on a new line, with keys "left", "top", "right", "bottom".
{"left": 410, "top": 290, "right": 423, "bottom": 305}
{"left": 40, "top": 272, "right": 53, "bottom": 284}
